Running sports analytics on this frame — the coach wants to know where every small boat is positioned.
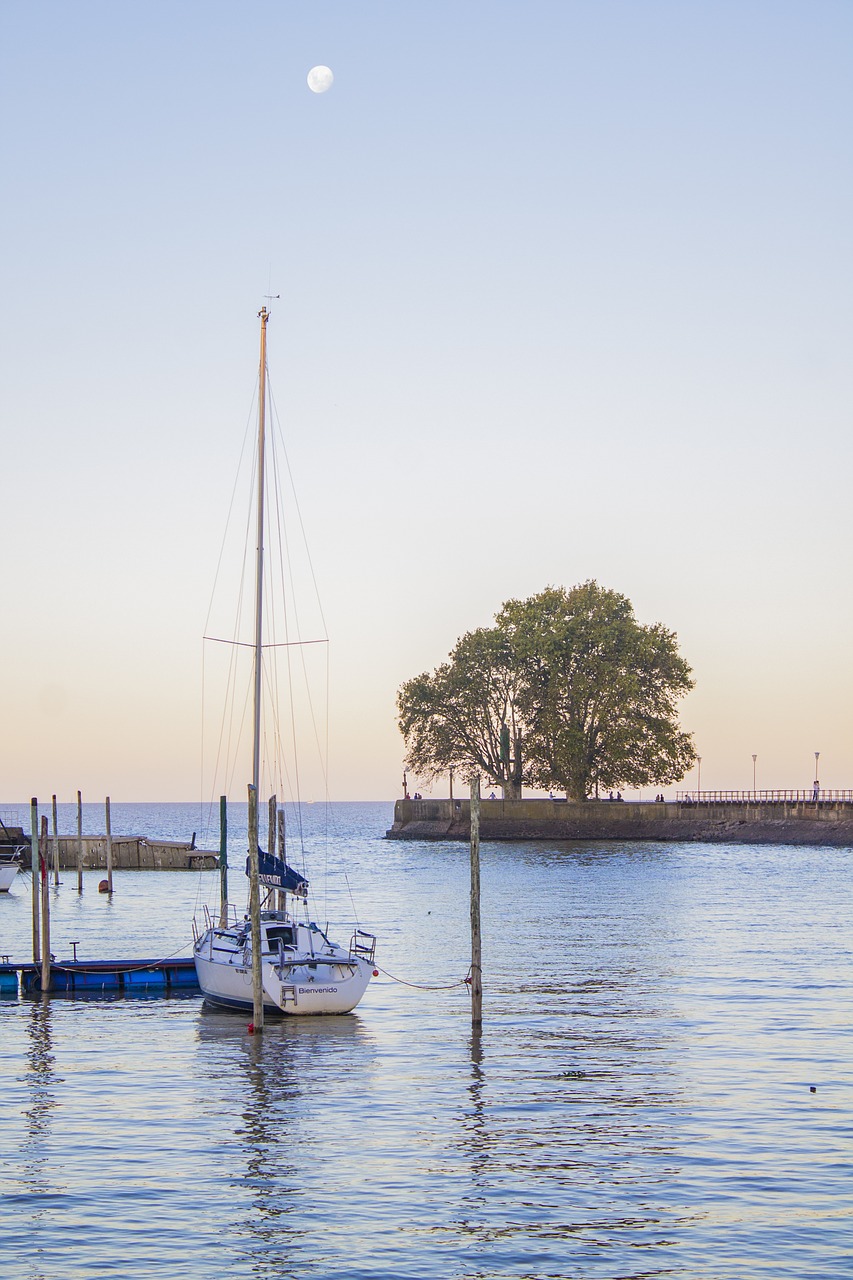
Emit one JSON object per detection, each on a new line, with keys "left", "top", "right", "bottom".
{"left": 0, "top": 821, "right": 28, "bottom": 892}
{"left": 192, "top": 308, "right": 377, "bottom": 1017}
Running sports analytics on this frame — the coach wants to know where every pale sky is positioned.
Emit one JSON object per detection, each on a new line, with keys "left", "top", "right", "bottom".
{"left": 2, "top": 1, "right": 851, "bottom": 803}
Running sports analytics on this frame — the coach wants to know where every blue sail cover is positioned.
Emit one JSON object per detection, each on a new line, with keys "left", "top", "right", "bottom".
{"left": 247, "top": 848, "right": 309, "bottom": 899}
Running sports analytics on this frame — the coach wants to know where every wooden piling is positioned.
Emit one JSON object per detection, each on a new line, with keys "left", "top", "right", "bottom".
{"left": 268, "top": 794, "right": 276, "bottom": 862}
{"left": 276, "top": 805, "right": 286, "bottom": 912}
{"left": 469, "top": 775, "right": 483, "bottom": 1027}
{"left": 30, "top": 798, "right": 40, "bottom": 964}
{"left": 51, "top": 794, "right": 59, "bottom": 886}
{"left": 247, "top": 784, "right": 264, "bottom": 1031}
{"left": 105, "top": 796, "right": 114, "bottom": 894}
{"left": 40, "top": 815, "right": 51, "bottom": 992}
{"left": 218, "top": 795, "right": 228, "bottom": 927}
{"left": 76, "top": 790, "right": 84, "bottom": 893}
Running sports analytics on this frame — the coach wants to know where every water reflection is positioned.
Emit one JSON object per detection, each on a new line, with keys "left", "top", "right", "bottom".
{"left": 461, "top": 1028, "right": 489, "bottom": 1173}
{"left": 20, "top": 998, "right": 61, "bottom": 1192}
{"left": 195, "top": 1008, "right": 375, "bottom": 1275}
{"left": 14, "top": 998, "right": 64, "bottom": 1280}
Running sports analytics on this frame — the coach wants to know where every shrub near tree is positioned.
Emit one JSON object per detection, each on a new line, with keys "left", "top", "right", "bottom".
{"left": 397, "top": 581, "right": 696, "bottom": 802}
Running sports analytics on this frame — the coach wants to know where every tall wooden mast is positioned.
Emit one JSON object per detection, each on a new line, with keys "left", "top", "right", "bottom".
{"left": 248, "top": 306, "right": 269, "bottom": 1031}
{"left": 252, "top": 306, "right": 269, "bottom": 795}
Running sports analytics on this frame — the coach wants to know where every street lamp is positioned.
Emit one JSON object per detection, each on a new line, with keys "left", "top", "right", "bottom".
{"left": 814, "top": 752, "right": 820, "bottom": 802}
{"left": 752, "top": 754, "right": 757, "bottom": 794}
{"left": 697, "top": 756, "right": 702, "bottom": 799}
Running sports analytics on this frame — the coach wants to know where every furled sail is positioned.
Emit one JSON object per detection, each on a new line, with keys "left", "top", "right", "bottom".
{"left": 248, "top": 848, "right": 309, "bottom": 899}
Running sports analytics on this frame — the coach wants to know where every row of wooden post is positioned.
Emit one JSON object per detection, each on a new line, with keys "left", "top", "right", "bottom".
{"left": 25, "top": 782, "right": 483, "bottom": 1030}
{"left": 29, "top": 793, "right": 116, "bottom": 981}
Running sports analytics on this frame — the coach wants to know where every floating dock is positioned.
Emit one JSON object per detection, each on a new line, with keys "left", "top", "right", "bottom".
{"left": 0, "top": 957, "right": 200, "bottom": 997}
{"left": 20, "top": 835, "right": 218, "bottom": 872}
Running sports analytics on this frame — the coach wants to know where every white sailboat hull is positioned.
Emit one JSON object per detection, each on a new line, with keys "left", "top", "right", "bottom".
{"left": 0, "top": 860, "right": 18, "bottom": 890}
{"left": 193, "top": 923, "right": 374, "bottom": 1015}
{"left": 0, "top": 861, "right": 19, "bottom": 892}
{"left": 262, "top": 959, "right": 373, "bottom": 1015}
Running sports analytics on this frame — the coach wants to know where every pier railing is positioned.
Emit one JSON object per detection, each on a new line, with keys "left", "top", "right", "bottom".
{"left": 676, "top": 789, "right": 853, "bottom": 804}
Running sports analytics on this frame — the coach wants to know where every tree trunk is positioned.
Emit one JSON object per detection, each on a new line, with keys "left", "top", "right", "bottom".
{"left": 503, "top": 779, "right": 521, "bottom": 800}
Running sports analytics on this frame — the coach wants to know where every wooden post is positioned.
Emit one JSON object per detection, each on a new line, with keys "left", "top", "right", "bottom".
{"left": 277, "top": 806, "right": 286, "bottom": 912}
{"left": 51, "top": 794, "right": 60, "bottom": 886}
{"left": 40, "top": 815, "right": 51, "bottom": 992}
{"left": 469, "top": 775, "right": 483, "bottom": 1027}
{"left": 76, "top": 790, "right": 84, "bottom": 894}
{"left": 105, "top": 796, "right": 114, "bottom": 894}
{"left": 30, "top": 798, "right": 40, "bottom": 964}
{"left": 218, "top": 795, "right": 228, "bottom": 927}
{"left": 267, "top": 794, "right": 278, "bottom": 909}
{"left": 247, "top": 784, "right": 264, "bottom": 1031}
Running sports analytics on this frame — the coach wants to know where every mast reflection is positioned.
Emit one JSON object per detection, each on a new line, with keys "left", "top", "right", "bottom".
{"left": 195, "top": 1007, "right": 373, "bottom": 1270}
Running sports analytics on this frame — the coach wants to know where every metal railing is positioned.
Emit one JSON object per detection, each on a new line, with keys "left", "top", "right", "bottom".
{"left": 350, "top": 929, "right": 377, "bottom": 964}
{"left": 676, "top": 789, "right": 853, "bottom": 804}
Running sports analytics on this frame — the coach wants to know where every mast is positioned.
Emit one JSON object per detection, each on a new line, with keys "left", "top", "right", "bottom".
{"left": 252, "top": 306, "right": 269, "bottom": 794}
{"left": 248, "top": 306, "right": 269, "bottom": 1032}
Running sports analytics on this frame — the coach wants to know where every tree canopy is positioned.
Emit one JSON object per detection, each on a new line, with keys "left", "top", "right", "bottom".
{"left": 396, "top": 582, "right": 696, "bottom": 801}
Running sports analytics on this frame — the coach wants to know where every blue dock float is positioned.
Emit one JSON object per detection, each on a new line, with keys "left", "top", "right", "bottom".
{"left": 0, "top": 957, "right": 200, "bottom": 997}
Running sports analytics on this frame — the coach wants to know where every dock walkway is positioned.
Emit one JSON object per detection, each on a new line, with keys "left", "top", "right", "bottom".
{"left": 21, "top": 835, "right": 218, "bottom": 871}
{"left": 0, "top": 957, "right": 199, "bottom": 997}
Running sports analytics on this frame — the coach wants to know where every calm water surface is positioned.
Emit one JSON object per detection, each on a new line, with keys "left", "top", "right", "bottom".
{"left": 0, "top": 801, "right": 850, "bottom": 1279}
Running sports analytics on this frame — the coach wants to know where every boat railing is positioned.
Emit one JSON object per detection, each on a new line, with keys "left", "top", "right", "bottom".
{"left": 193, "top": 902, "right": 241, "bottom": 942}
{"left": 350, "top": 929, "right": 376, "bottom": 964}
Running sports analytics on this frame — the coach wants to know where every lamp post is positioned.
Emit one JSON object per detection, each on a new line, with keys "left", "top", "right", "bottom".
{"left": 752, "top": 754, "right": 757, "bottom": 795}
{"left": 814, "top": 752, "right": 820, "bottom": 802}
{"left": 697, "top": 756, "right": 702, "bottom": 799}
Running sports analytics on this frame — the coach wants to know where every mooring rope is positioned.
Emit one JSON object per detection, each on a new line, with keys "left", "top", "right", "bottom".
{"left": 41, "top": 940, "right": 195, "bottom": 977}
{"left": 374, "top": 963, "right": 471, "bottom": 991}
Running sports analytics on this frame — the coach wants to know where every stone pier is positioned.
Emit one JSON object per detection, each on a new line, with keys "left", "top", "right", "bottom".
{"left": 386, "top": 797, "right": 853, "bottom": 846}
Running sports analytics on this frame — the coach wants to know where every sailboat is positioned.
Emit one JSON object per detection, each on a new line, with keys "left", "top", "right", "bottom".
{"left": 0, "top": 819, "right": 26, "bottom": 892}
{"left": 192, "top": 307, "right": 377, "bottom": 1016}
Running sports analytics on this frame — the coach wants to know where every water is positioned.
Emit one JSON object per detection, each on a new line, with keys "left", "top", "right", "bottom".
{"left": 1, "top": 802, "right": 850, "bottom": 1279}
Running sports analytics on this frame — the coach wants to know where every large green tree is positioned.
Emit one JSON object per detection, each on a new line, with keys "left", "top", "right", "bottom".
{"left": 396, "top": 626, "right": 526, "bottom": 797}
{"left": 498, "top": 582, "right": 695, "bottom": 800}
{"left": 397, "top": 582, "right": 696, "bottom": 801}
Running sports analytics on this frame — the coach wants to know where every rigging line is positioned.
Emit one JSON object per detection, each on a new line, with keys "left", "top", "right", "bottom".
{"left": 208, "top": 411, "right": 263, "bottom": 816}
{"left": 203, "top": 636, "right": 328, "bottom": 649}
{"left": 205, "top": 623, "right": 242, "bottom": 804}
{"left": 265, "top": 381, "right": 333, "bottom": 841}
{"left": 267, "top": 427, "right": 332, "bottom": 826}
{"left": 268, "top": 377, "right": 330, "bottom": 639}
{"left": 47, "top": 942, "right": 197, "bottom": 976}
{"left": 343, "top": 870, "right": 359, "bottom": 933}
{"left": 266, "top": 430, "right": 308, "bottom": 864}
{"left": 263, "top": 437, "right": 303, "bottom": 860}
{"left": 202, "top": 380, "right": 259, "bottom": 636}
{"left": 201, "top": 436, "right": 257, "bottom": 816}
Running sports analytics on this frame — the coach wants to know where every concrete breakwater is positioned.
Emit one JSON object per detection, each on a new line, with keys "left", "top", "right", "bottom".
{"left": 22, "top": 834, "right": 218, "bottom": 871}
{"left": 386, "top": 797, "right": 853, "bottom": 846}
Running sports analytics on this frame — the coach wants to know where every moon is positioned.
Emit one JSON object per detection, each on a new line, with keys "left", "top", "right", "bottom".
{"left": 307, "top": 65, "right": 334, "bottom": 94}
